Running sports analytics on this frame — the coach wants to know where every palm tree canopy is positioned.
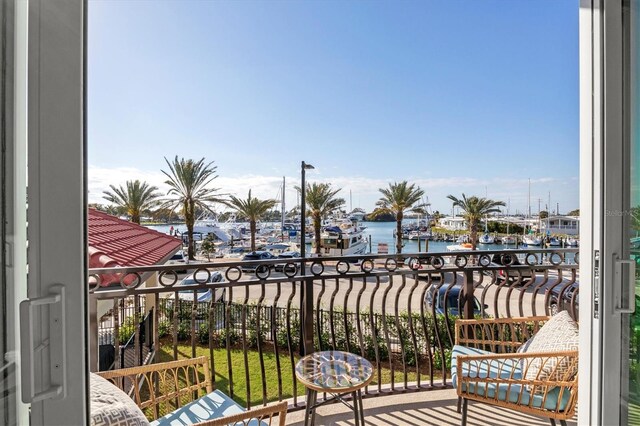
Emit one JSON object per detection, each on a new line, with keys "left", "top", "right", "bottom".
{"left": 223, "top": 190, "right": 278, "bottom": 222}
{"left": 298, "top": 183, "right": 345, "bottom": 218}
{"left": 446, "top": 194, "right": 506, "bottom": 222}
{"left": 160, "top": 156, "right": 223, "bottom": 214}
{"left": 102, "top": 180, "right": 161, "bottom": 219}
{"left": 372, "top": 181, "right": 426, "bottom": 217}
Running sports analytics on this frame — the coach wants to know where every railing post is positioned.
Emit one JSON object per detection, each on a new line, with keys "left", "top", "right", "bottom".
{"left": 301, "top": 275, "right": 314, "bottom": 356}
{"left": 463, "top": 270, "right": 475, "bottom": 320}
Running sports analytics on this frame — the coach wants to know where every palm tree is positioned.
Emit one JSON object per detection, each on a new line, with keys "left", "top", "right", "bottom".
{"left": 161, "top": 156, "right": 222, "bottom": 260}
{"left": 446, "top": 194, "right": 506, "bottom": 250}
{"left": 371, "top": 181, "right": 426, "bottom": 254}
{"left": 102, "top": 180, "right": 161, "bottom": 224}
{"left": 223, "top": 190, "right": 278, "bottom": 252}
{"left": 297, "top": 183, "right": 345, "bottom": 255}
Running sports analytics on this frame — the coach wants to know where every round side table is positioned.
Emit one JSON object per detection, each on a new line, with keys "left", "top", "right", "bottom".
{"left": 295, "top": 350, "right": 373, "bottom": 426}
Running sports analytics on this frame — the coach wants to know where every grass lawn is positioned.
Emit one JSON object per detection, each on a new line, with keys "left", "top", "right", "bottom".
{"left": 156, "top": 343, "right": 439, "bottom": 408}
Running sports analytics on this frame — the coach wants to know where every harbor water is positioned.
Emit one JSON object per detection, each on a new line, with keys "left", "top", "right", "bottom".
{"left": 147, "top": 220, "right": 538, "bottom": 254}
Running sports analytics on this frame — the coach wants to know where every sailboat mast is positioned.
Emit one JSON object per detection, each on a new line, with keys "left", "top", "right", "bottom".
{"left": 281, "top": 176, "right": 285, "bottom": 239}
{"left": 350, "top": 190, "right": 352, "bottom": 213}
{"left": 507, "top": 198, "right": 510, "bottom": 235}
{"left": 528, "top": 178, "right": 531, "bottom": 219}
{"left": 547, "top": 191, "right": 551, "bottom": 230}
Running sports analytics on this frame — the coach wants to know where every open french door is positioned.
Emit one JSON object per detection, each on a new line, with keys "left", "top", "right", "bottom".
{"left": 2, "top": 0, "right": 87, "bottom": 424}
{"left": 582, "top": 0, "right": 640, "bottom": 424}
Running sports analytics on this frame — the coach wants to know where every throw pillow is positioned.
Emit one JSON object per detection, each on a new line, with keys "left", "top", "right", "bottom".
{"left": 90, "top": 373, "right": 150, "bottom": 426}
{"left": 522, "top": 310, "right": 579, "bottom": 383}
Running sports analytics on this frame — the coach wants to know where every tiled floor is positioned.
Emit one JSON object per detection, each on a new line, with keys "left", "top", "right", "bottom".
{"left": 285, "top": 388, "right": 575, "bottom": 426}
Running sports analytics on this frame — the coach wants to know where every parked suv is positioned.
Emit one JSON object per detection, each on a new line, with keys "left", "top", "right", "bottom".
{"left": 274, "top": 251, "right": 300, "bottom": 272}
{"left": 241, "top": 251, "right": 276, "bottom": 272}
{"left": 487, "top": 253, "right": 534, "bottom": 285}
{"left": 424, "top": 284, "right": 484, "bottom": 317}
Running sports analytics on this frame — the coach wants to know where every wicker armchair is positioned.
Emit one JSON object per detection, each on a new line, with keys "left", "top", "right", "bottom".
{"left": 453, "top": 317, "right": 578, "bottom": 426}
{"left": 97, "top": 356, "right": 287, "bottom": 426}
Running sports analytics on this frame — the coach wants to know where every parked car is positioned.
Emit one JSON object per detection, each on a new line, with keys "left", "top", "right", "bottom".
{"left": 548, "top": 282, "right": 579, "bottom": 316}
{"left": 424, "top": 284, "right": 485, "bottom": 317}
{"left": 175, "top": 271, "right": 225, "bottom": 303}
{"left": 165, "top": 250, "right": 189, "bottom": 273}
{"left": 274, "top": 251, "right": 300, "bottom": 272}
{"left": 241, "top": 251, "right": 276, "bottom": 272}
{"left": 486, "top": 253, "right": 534, "bottom": 285}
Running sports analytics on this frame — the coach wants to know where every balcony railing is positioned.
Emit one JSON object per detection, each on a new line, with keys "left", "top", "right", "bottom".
{"left": 88, "top": 248, "right": 578, "bottom": 410}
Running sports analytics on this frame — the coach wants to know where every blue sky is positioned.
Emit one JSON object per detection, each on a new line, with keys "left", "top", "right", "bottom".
{"left": 88, "top": 0, "right": 578, "bottom": 215}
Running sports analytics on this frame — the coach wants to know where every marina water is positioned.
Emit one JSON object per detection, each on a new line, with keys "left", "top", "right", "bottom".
{"left": 147, "top": 220, "right": 533, "bottom": 254}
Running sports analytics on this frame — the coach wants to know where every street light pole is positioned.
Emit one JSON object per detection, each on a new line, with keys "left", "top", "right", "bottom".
{"left": 300, "top": 161, "right": 314, "bottom": 356}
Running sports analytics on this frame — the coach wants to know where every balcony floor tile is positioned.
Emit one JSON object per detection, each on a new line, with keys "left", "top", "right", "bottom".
{"left": 285, "top": 388, "right": 577, "bottom": 426}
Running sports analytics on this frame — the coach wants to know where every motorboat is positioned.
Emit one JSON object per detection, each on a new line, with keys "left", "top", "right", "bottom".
{"left": 565, "top": 238, "right": 579, "bottom": 247}
{"left": 549, "top": 237, "right": 561, "bottom": 247}
{"left": 501, "top": 235, "right": 517, "bottom": 245}
{"left": 522, "top": 235, "right": 542, "bottom": 246}
{"left": 314, "top": 219, "right": 368, "bottom": 256}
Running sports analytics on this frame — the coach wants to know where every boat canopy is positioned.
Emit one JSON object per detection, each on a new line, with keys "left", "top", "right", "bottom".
{"left": 324, "top": 226, "right": 342, "bottom": 234}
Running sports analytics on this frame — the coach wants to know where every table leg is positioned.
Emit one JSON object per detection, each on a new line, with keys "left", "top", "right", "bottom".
{"left": 351, "top": 391, "right": 360, "bottom": 426}
{"left": 304, "top": 389, "right": 317, "bottom": 426}
{"left": 357, "top": 388, "right": 365, "bottom": 425}
{"left": 310, "top": 390, "right": 317, "bottom": 425}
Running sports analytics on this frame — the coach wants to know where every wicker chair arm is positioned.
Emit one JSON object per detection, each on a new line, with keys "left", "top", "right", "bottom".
{"left": 195, "top": 401, "right": 288, "bottom": 426}
{"left": 456, "top": 350, "right": 578, "bottom": 383}
{"left": 455, "top": 316, "right": 550, "bottom": 350}
{"left": 455, "top": 350, "right": 578, "bottom": 418}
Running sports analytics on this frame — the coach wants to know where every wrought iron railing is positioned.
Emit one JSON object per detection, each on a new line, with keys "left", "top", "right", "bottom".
{"left": 88, "top": 248, "right": 578, "bottom": 409}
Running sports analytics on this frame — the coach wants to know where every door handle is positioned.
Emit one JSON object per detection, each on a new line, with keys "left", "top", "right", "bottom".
{"left": 19, "top": 284, "right": 67, "bottom": 403}
{"left": 614, "top": 259, "right": 636, "bottom": 314}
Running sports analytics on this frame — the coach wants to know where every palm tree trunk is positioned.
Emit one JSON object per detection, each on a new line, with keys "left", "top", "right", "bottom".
{"left": 470, "top": 220, "right": 478, "bottom": 250}
{"left": 314, "top": 214, "right": 322, "bottom": 255}
{"left": 250, "top": 220, "right": 257, "bottom": 252}
{"left": 131, "top": 211, "right": 141, "bottom": 224}
{"left": 185, "top": 202, "right": 196, "bottom": 260}
{"left": 396, "top": 212, "right": 403, "bottom": 254}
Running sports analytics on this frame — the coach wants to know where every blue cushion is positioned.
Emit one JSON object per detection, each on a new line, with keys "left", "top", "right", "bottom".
{"left": 150, "top": 390, "right": 264, "bottom": 426}
{"left": 451, "top": 345, "right": 572, "bottom": 412}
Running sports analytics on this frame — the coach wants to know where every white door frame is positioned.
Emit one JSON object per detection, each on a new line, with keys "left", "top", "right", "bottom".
{"left": 580, "top": 0, "right": 638, "bottom": 424}
{"left": 21, "top": 0, "right": 88, "bottom": 424}
{"left": 578, "top": 1, "right": 602, "bottom": 424}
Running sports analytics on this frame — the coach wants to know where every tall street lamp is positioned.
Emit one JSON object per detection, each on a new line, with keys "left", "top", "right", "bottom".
{"left": 300, "top": 160, "right": 314, "bottom": 355}
{"left": 300, "top": 161, "right": 315, "bottom": 259}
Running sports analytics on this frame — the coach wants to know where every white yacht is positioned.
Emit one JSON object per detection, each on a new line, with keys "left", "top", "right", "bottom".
{"left": 565, "top": 237, "right": 579, "bottom": 247}
{"left": 522, "top": 235, "right": 542, "bottom": 246}
{"left": 347, "top": 209, "right": 366, "bottom": 222}
{"left": 502, "top": 235, "right": 517, "bottom": 245}
{"left": 314, "top": 219, "right": 368, "bottom": 256}
{"left": 192, "top": 217, "right": 232, "bottom": 242}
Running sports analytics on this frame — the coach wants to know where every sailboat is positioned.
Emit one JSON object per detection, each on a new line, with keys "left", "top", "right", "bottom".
{"left": 479, "top": 215, "right": 495, "bottom": 244}
{"left": 479, "top": 234, "right": 495, "bottom": 244}
{"left": 521, "top": 178, "right": 541, "bottom": 246}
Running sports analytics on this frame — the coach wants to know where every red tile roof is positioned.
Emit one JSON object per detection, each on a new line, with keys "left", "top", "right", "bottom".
{"left": 88, "top": 208, "right": 182, "bottom": 287}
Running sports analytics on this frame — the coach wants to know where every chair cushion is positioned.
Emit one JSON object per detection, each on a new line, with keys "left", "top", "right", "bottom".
{"left": 451, "top": 345, "right": 522, "bottom": 388}
{"left": 520, "top": 310, "right": 579, "bottom": 383}
{"left": 90, "top": 373, "right": 150, "bottom": 426}
{"left": 150, "top": 390, "right": 263, "bottom": 426}
{"left": 451, "top": 345, "right": 571, "bottom": 412}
